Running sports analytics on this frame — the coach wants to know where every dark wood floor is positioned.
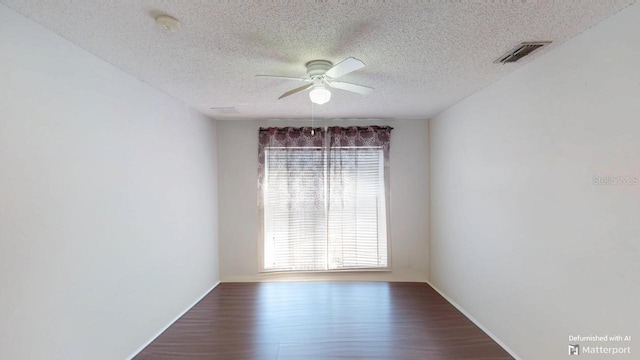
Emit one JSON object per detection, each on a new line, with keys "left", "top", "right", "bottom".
{"left": 134, "top": 282, "right": 512, "bottom": 359}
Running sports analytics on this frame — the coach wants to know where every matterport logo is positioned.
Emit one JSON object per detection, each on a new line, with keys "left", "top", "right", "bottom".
{"left": 569, "top": 344, "right": 580, "bottom": 355}
{"left": 568, "top": 335, "right": 632, "bottom": 356}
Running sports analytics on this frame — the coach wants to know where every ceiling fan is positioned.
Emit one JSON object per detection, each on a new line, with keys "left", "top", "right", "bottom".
{"left": 256, "top": 57, "right": 374, "bottom": 105}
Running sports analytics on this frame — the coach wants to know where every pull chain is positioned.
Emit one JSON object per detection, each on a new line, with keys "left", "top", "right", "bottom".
{"left": 311, "top": 100, "right": 315, "bottom": 135}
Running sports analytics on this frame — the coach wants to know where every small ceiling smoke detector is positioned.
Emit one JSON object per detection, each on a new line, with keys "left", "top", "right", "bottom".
{"left": 495, "top": 41, "right": 552, "bottom": 64}
{"left": 155, "top": 15, "right": 181, "bottom": 32}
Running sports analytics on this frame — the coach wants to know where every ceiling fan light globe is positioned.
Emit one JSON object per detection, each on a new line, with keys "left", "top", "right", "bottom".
{"left": 309, "top": 87, "right": 331, "bottom": 105}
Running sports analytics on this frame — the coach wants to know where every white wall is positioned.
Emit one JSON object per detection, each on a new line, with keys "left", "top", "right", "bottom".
{"left": 218, "top": 119, "right": 429, "bottom": 282}
{"left": 429, "top": 3, "right": 640, "bottom": 360}
{"left": 0, "top": 5, "right": 219, "bottom": 360}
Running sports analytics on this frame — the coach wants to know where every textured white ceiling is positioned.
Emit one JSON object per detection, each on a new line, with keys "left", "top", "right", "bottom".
{"left": 1, "top": 0, "right": 634, "bottom": 120}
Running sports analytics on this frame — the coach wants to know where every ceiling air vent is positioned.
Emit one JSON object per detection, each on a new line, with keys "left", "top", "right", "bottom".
{"left": 495, "top": 41, "right": 552, "bottom": 64}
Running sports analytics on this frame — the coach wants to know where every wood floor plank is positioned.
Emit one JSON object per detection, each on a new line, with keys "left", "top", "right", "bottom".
{"left": 134, "top": 282, "right": 512, "bottom": 359}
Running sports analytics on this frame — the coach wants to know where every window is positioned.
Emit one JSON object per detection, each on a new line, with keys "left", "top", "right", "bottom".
{"left": 258, "top": 126, "right": 392, "bottom": 272}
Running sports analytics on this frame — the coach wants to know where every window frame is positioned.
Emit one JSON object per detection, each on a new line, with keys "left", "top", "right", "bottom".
{"left": 258, "top": 134, "right": 392, "bottom": 274}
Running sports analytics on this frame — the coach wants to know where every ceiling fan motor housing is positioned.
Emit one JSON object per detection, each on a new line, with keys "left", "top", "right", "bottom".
{"left": 306, "top": 60, "right": 333, "bottom": 78}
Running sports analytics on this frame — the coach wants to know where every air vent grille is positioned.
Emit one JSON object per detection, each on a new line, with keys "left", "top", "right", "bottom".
{"left": 495, "top": 41, "right": 551, "bottom": 64}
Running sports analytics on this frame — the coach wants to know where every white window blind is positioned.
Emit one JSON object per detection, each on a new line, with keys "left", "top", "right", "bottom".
{"left": 262, "top": 145, "right": 388, "bottom": 272}
{"left": 327, "top": 148, "right": 387, "bottom": 270}
{"left": 263, "top": 147, "right": 327, "bottom": 271}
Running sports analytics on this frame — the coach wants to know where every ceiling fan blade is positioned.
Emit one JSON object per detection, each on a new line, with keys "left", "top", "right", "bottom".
{"left": 325, "top": 57, "right": 365, "bottom": 79}
{"left": 327, "top": 81, "right": 374, "bottom": 95}
{"left": 278, "top": 83, "right": 314, "bottom": 100}
{"left": 256, "top": 75, "right": 309, "bottom": 81}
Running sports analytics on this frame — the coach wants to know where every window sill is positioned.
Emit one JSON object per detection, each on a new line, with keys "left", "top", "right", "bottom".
{"left": 258, "top": 267, "right": 392, "bottom": 275}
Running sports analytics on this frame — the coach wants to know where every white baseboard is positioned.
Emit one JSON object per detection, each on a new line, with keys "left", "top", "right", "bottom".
{"left": 127, "top": 281, "right": 221, "bottom": 359}
{"left": 425, "top": 280, "right": 522, "bottom": 360}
